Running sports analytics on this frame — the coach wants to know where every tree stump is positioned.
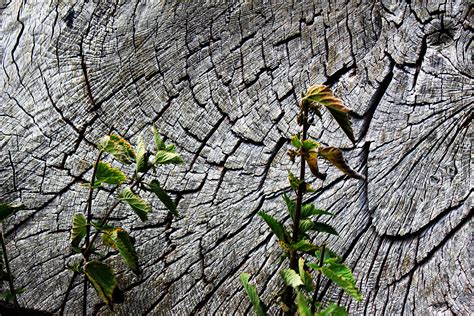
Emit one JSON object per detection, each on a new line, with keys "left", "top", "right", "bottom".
{"left": 1, "top": 1, "right": 471, "bottom": 314}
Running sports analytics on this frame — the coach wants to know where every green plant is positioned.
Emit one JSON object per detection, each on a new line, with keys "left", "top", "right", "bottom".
{"left": 0, "top": 203, "right": 26, "bottom": 313}
{"left": 59, "top": 125, "right": 183, "bottom": 315}
{"left": 240, "top": 85, "right": 365, "bottom": 315}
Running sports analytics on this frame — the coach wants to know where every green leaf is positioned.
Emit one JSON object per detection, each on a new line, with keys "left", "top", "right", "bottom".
{"left": 154, "top": 150, "right": 183, "bottom": 165}
{"left": 301, "top": 204, "right": 333, "bottom": 218}
{"left": 101, "top": 232, "right": 115, "bottom": 248}
{"left": 0, "top": 203, "right": 24, "bottom": 221}
{"left": 98, "top": 134, "right": 136, "bottom": 165}
{"left": 283, "top": 194, "right": 296, "bottom": 220}
{"left": 288, "top": 170, "right": 301, "bottom": 191}
{"left": 84, "top": 260, "right": 116, "bottom": 309}
{"left": 152, "top": 124, "right": 166, "bottom": 151}
{"left": 93, "top": 161, "right": 126, "bottom": 187}
{"left": 303, "top": 85, "right": 355, "bottom": 143}
{"left": 292, "top": 239, "right": 319, "bottom": 253}
{"left": 281, "top": 268, "right": 303, "bottom": 289}
{"left": 316, "top": 303, "right": 348, "bottom": 316}
{"left": 258, "top": 211, "right": 287, "bottom": 242}
{"left": 119, "top": 188, "right": 151, "bottom": 221}
{"left": 239, "top": 273, "right": 267, "bottom": 316}
{"left": 302, "top": 139, "right": 320, "bottom": 152}
{"left": 311, "top": 222, "right": 339, "bottom": 236}
{"left": 298, "top": 257, "right": 314, "bottom": 292}
{"left": 296, "top": 291, "right": 313, "bottom": 316}
{"left": 108, "top": 228, "right": 139, "bottom": 274}
{"left": 135, "top": 136, "right": 149, "bottom": 173}
{"left": 315, "top": 247, "right": 341, "bottom": 264}
{"left": 299, "top": 219, "right": 314, "bottom": 235}
{"left": 291, "top": 134, "right": 302, "bottom": 149}
{"left": 319, "top": 262, "right": 362, "bottom": 301}
{"left": 0, "top": 288, "right": 26, "bottom": 302}
{"left": 318, "top": 147, "right": 365, "bottom": 180}
{"left": 148, "top": 180, "right": 178, "bottom": 217}
{"left": 70, "top": 213, "right": 87, "bottom": 247}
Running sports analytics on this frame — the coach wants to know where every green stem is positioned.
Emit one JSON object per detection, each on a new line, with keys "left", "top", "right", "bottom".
{"left": 311, "top": 244, "right": 326, "bottom": 313}
{"left": 284, "top": 105, "right": 309, "bottom": 314}
{"left": 82, "top": 151, "right": 103, "bottom": 316}
{"left": 60, "top": 172, "right": 145, "bottom": 314}
{"left": 0, "top": 225, "right": 20, "bottom": 314}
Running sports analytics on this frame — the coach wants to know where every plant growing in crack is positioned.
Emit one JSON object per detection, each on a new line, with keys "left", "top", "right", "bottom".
{"left": 0, "top": 203, "right": 26, "bottom": 313}
{"left": 59, "top": 124, "right": 183, "bottom": 315}
{"left": 240, "top": 85, "right": 365, "bottom": 315}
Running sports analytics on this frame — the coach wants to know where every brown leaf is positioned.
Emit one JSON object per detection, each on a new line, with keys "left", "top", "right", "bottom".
{"left": 303, "top": 85, "right": 355, "bottom": 143}
{"left": 305, "top": 150, "right": 327, "bottom": 180}
{"left": 318, "top": 147, "right": 365, "bottom": 180}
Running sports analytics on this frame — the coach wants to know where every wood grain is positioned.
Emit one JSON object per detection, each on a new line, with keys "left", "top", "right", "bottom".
{"left": 1, "top": 1, "right": 472, "bottom": 314}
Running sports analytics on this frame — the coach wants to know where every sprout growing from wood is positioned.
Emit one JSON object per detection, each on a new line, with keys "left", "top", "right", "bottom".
{"left": 60, "top": 125, "right": 183, "bottom": 315}
{"left": 241, "top": 85, "right": 365, "bottom": 315}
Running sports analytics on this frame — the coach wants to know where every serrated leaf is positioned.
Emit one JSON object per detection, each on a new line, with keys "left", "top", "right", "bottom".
{"left": 305, "top": 150, "right": 327, "bottom": 181}
{"left": 119, "top": 188, "right": 151, "bottom": 221}
{"left": 67, "top": 260, "right": 82, "bottom": 273}
{"left": 315, "top": 247, "right": 341, "bottom": 264}
{"left": 296, "top": 291, "right": 313, "bottom": 316}
{"left": 258, "top": 211, "right": 288, "bottom": 242}
{"left": 240, "top": 273, "right": 267, "bottom": 316}
{"left": 109, "top": 228, "right": 139, "bottom": 274}
{"left": 101, "top": 232, "right": 115, "bottom": 248}
{"left": 291, "top": 134, "right": 302, "bottom": 149}
{"left": 298, "top": 258, "right": 314, "bottom": 292}
{"left": 84, "top": 260, "right": 116, "bottom": 309}
{"left": 288, "top": 170, "right": 301, "bottom": 191}
{"left": 154, "top": 150, "right": 183, "bottom": 165}
{"left": 316, "top": 303, "right": 348, "bottom": 316}
{"left": 299, "top": 219, "right": 314, "bottom": 235}
{"left": 318, "top": 147, "right": 365, "bottom": 180}
{"left": 302, "top": 139, "right": 320, "bottom": 152}
{"left": 281, "top": 268, "right": 303, "bottom": 289}
{"left": 148, "top": 180, "right": 178, "bottom": 217}
{"left": 311, "top": 222, "right": 339, "bottom": 236}
{"left": 0, "top": 203, "right": 24, "bottom": 221}
{"left": 70, "top": 213, "right": 87, "bottom": 247}
{"left": 135, "top": 136, "right": 149, "bottom": 173}
{"left": 152, "top": 124, "right": 166, "bottom": 151}
{"left": 303, "top": 85, "right": 355, "bottom": 143}
{"left": 98, "top": 134, "right": 136, "bottom": 165}
{"left": 283, "top": 194, "right": 296, "bottom": 220}
{"left": 93, "top": 161, "right": 126, "bottom": 187}
{"left": 292, "top": 239, "right": 319, "bottom": 253}
{"left": 301, "top": 204, "right": 333, "bottom": 218}
{"left": 319, "top": 262, "right": 362, "bottom": 301}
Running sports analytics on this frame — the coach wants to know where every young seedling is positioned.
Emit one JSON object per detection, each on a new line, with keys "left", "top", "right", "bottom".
{"left": 59, "top": 125, "right": 183, "bottom": 315}
{"left": 241, "top": 85, "right": 365, "bottom": 315}
{"left": 0, "top": 203, "right": 26, "bottom": 314}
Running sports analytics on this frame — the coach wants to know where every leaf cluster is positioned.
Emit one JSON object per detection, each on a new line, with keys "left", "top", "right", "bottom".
{"left": 241, "top": 85, "right": 364, "bottom": 315}
{"left": 68, "top": 125, "right": 183, "bottom": 309}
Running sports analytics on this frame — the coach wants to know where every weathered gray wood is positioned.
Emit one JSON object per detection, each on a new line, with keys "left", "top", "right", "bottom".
{"left": 1, "top": 1, "right": 472, "bottom": 315}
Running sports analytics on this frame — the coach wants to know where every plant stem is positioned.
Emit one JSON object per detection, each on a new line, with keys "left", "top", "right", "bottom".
{"left": 283, "top": 105, "right": 309, "bottom": 314}
{"left": 60, "top": 173, "right": 145, "bottom": 314}
{"left": 0, "top": 225, "right": 20, "bottom": 315}
{"left": 82, "top": 151, "right": 103, "bottom": 316}
{"left": 311, "top": 244, "right": 326, "bottom": 313}
{"left": 291, "top": 106, "right": 309, "bottom": 264}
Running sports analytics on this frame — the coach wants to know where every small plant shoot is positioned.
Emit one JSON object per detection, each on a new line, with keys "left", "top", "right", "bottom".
{"left": 241, "top": 85, "right": 365, "bottom": 315}
{"left": 60, "top": 125, "right": 183, "bottom": 315}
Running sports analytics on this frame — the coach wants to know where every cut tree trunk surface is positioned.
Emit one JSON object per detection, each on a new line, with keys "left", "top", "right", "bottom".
{"left": 1, "top": 1, "right": 472, "bottom": 315}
